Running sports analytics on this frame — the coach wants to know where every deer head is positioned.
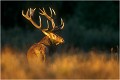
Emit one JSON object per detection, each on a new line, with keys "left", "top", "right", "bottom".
{"left": 22, "top": 7, "right": 64, "bottom": 45}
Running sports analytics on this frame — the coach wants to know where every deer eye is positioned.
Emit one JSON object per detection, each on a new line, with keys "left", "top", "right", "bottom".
{"left": 52, "top": 34, "right": 56, "bottom": 39}
{"left": 61, "top": 39, "right": 64, "bottom": 42}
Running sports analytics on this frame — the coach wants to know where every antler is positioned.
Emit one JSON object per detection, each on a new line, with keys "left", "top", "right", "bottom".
{"left": 22, "top": 8, "right": 50, "bottom": 31}
{"left": 22, "top": 8, "right": 64, "bottom": 32}
{"left": 22, "top": 8, "right": 42, "bottom": 29}
{"left": 39, "top": 7, "right": 64, "bottom": 31}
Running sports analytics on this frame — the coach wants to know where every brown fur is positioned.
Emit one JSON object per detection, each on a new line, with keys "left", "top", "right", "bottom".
{"left": 27, "top": 36, "right": 51, "bottom": 65}
{"left": 22, "top": 8, "right": 64, "bottom": 65}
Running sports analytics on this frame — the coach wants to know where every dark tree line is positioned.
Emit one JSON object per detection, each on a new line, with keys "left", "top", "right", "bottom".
{"left": 1, "top": 1, "right": 119, "bottom": 52}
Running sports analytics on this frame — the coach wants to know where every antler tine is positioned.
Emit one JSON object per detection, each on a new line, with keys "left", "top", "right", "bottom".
{"left": 26, "top": 9, "right": 29, "bottom": 17}
{"left": 30, "top": 8, "right": 36, "bottom": 17}
{"left": 52, "top": 8, "right": 56, "bottom": 16}
{"left": 22, "top": 8, "right": 42, "bottom": 29}
{"left": 47, "top": 20, "right": 49, "bottom": 30}
{"left": 39, "top": 16, "right": 42, "bottom": 28}
{"left": 49, "top": 7, "right": 52, "bottom": 17}
{"left": 60, "top": 18, "right": 64, "bottom": 29}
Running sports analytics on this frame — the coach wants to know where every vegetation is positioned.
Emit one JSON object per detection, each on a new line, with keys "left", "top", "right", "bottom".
{"left": 1, "top": 46, "right": 119, "bottom": 79}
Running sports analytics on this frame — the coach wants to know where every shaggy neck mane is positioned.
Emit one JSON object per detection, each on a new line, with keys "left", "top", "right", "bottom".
{"left": 38, "top": 36, "right": 52, "bottom": 46}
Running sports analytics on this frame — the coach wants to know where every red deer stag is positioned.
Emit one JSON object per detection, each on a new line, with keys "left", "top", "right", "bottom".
{"left": 22, "top": 8, "right": 64, "bottom": 65}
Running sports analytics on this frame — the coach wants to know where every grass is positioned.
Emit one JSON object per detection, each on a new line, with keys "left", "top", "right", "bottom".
{"left": 1, "top": 46, "right": 119, "bottom": 79}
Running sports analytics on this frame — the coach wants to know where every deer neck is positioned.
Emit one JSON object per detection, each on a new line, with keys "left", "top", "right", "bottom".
{"left": 38, "top": 36, "right": 52, "bottom": 46}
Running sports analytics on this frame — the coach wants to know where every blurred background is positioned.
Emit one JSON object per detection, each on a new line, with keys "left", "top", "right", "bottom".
{"left": 1, "top": 1, "right": 119, "bottom": 79}
{"left": 1, "top": 1, "right": 119, "bottom": 53}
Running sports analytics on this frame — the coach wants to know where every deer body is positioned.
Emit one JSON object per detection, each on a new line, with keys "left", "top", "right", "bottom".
{"left": 22, "top": 8, "right": 64, "bottom": 64}
{"left": 27, "top": 36, "right": 50, "bottom": 64}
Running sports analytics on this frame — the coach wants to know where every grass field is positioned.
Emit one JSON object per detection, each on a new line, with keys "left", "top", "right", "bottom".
{"left": 1, "top": 46, "right": 119, "bottom": 79}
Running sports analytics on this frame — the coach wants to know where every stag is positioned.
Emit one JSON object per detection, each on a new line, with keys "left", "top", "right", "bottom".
{"left": 22, "top": 8, "right": 64, "bottom": 65}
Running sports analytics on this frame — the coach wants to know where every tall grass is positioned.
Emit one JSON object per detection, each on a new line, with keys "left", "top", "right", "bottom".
{"left": 1, "top": 46, "right": 119, "bottom": 79}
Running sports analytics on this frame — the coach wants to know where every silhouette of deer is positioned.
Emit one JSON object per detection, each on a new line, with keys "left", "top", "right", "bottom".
{"left": 22, "top": 8, "right": 64, "bottom": 65}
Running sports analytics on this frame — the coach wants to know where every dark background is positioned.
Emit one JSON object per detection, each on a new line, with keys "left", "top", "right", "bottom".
{"left": 1, "top": 1, "right": 119, "bottom": 53}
